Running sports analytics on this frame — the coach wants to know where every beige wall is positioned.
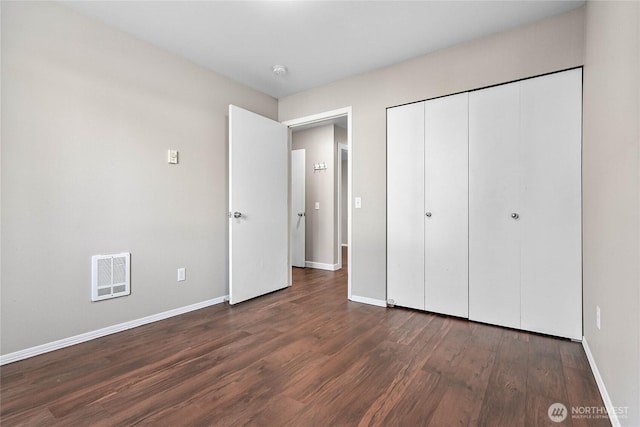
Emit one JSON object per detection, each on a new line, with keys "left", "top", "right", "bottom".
{"left": 292, "top": 125, "right": 336, "bottom": 266}
{"left": 279, "top": 8, "right": 584, "bottom": 300}
{"left": 583, "top": 1, "right": 640, "bottom": 424}
{"left": 0, "top": 2, "right": 277, "bottom": 355}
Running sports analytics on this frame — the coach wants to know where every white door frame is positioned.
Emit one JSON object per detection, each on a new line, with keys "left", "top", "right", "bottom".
{"left": 283, "top": 107, "right": 353, "bottom": 301}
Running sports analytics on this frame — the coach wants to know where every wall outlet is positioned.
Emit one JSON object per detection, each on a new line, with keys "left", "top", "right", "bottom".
{"left": 596, "top": 305, "right": 601, "bottom": 330}
{"left": 177, "top": 268, "right": 186, "bottom": 282}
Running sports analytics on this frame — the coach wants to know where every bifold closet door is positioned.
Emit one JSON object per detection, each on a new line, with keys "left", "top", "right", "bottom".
{"left": 519, "top": 69, "right": 582, "bottom": 340}
{"left": 387, "top": 102, "right": 425, "bottom": 310}
{"left": 468, "top": 82, "right": 521, "bottom": 329}
{"left": 469, "top": 70, "right": 582, "bottom": 339}
{"left": 424, "top": 93, "right": 469, "bottom": 318}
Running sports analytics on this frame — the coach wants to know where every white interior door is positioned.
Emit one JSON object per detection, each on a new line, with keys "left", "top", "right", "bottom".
{"left": 424, "top": 93, "right": 469, "bottom": 318}
{"left": 468, "top": 82, "right": 521, "bottom": 329}
{"left": 229, "top": 105, "right": 289, "bottom": 305}
{"left": 519, "top": 69, "right": 582, "bottom": 339}
{"left": 291, "top": 149, "right": 306, "bottom": 268}
{"left": 387, "top": 102, "right": 425, "bottom": 310}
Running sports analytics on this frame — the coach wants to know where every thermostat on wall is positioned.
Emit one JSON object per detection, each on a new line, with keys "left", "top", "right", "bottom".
{"left": 168, "top": 149, "right": 178, "bottom": 164}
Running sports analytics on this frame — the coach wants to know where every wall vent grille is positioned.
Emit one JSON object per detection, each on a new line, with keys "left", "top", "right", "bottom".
{"left": 91, "top": 253, "right": 130, "bottom": 301}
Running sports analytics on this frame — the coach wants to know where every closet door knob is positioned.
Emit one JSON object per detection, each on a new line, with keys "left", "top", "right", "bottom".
{"left": 425, "top": 212, "right": 432, "bottom": 217}
{"left": 233, "top": 211, "right": 243, "bottom": 218}
{"left": 511, "top": 212, "right": 519, "bottom": 220}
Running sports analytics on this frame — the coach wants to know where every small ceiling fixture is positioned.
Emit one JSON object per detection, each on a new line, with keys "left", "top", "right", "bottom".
{"left": 272, "top": 64, "right": 288, "bottom": 76}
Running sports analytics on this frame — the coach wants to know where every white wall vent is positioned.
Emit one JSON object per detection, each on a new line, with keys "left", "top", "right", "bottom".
{"left": 91, "top": 253, "right": 131, "bottom": 302}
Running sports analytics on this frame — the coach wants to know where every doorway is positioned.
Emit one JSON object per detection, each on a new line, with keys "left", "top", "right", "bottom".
{"left": 283, "top": 107, "right": 352, "bottom": 300}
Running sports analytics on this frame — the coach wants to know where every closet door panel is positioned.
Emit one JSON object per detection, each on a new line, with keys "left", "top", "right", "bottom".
{"left": 469, "top": 83, "right": 521, "bottom": 329}
{"left": 520, "top": 69, "right": 583, "bottom": 339}
{"left": 387, "top": 103, "right": 425, "bottom": 310}
{"left": 424, "top": 93, "right": 469, "bottom": 318}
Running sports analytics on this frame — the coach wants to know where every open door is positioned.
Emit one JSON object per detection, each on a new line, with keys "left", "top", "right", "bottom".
{"left": 291, "top": 149, "right": 306, "bottom": 268}
{"left": 229, "top": 105, "right": 289, "bottom": 304}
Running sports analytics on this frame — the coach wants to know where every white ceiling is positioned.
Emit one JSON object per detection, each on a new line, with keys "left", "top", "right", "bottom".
{"left": 62, "top": 1, "right": 584, "bottom": 99}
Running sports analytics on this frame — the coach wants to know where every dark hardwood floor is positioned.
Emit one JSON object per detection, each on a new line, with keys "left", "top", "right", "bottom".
{"left": 1, "top": 249, "right": 608, "bottom": 426}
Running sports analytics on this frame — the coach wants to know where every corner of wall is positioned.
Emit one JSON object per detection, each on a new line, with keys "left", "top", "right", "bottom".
{"left": 582, "top": 1, "right": 640, "bottom": 424}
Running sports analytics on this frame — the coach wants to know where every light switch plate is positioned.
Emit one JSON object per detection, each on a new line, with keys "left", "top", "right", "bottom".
{"left": 314, "top": 202, "right": 320, "bottom": 210}
{"left": 177, "top": 268, "right": 186, "bottom": 282}
{"left": 168, "top": 150, "right": 178, "bottom": 164}
{"left": 355, "top": 197, "right": 362, "bottom": 209}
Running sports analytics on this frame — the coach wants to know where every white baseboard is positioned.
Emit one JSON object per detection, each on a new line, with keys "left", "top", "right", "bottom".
{"left": 0, "top": 296, "right": 228, "bottom": 366}
{"left": 350, "top": 294, "right": 387, "bottom": 308}
{"left": 305, "top": 261, "right": 339, "bottom": 271}
{"left": 582, "top": 336, "right": 621, "bottom": 427}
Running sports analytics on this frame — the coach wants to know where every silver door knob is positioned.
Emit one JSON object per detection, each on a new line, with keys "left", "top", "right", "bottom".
{"left": 425, "top": 212, "right": 432, "bottom": 217}
{"left": 511, "top": 212, "right": 519, "bottom": 219}
{"left": 233, "top": 211, "right": 242, "bottom": 218}
{"left": 297, "top": 212, "right": 305, "bottom": 217}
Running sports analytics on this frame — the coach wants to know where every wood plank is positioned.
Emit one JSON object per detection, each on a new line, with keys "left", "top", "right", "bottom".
{"left": 563, "top": 366, "right": 611, "bottom": 427}
{"left": 476, "top": 334, "right": 529, "bottom": 426}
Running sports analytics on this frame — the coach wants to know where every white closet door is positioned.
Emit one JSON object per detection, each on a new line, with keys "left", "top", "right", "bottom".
{"left": 387, "top": 102, "right": 425, "bottom": 310}
{"left": 469, "top": 83, "right": 521, "bottom": 329}
{"left": 520, "top": 69, "right": 582, "bottom": 339}
{"left": 424, "top": 93, "right": 469, "bottom": 318}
